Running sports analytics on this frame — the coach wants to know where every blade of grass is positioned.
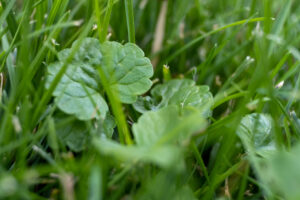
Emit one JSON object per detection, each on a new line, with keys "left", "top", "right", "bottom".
{"left": 0, "top": 0, "right": 18, "bottom": 41}
{"left": 191, "top": 141, "right": 210, "bottom": 183}
{"left": 94, "top": 0, "right": 133, "bottom": 145}
{"left": 124, "top": 0, "right": 135, "bottom": 43}
{"left": 100, "top": 0, "right": 114, "bottom": 42}
{"left": 268, "top": 0, "right": 292, "bottom": 56}
{"left": 165, "top": 17, "right": 266, "bottom": 63}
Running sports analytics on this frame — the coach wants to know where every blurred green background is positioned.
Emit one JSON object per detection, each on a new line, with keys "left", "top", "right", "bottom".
{"left": 0, "top": 0, "right": 300, "bottom": 199}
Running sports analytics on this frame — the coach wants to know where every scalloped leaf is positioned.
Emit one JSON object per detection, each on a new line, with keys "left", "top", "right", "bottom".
{"left": 93, "top": 138, "right": 184, "bottom": 171}
{"left": 132, "top": 105, "right": 207, "bottom": 146}
{"left": 46, "top": 38, "right": 108, "bottom": 120}
{"left": 54, "top": 112, "right": 115, "bottom": 152}
{"left": 237, "top": 113, "right": 275, "bottom": 157}
{"left": 94, "top": 105, "right": 207, "bottom": 171}
{"left": 46, "top": 38, "right": 153, "bottom": 120}
{"left": 54, "top": 113, "right": 91, "bottom": 152}
{"left": 133, "top": 79, "right": 213, "bottom": 117}
{"left": 100, "top": 41, "right": 153, "bottom": 103}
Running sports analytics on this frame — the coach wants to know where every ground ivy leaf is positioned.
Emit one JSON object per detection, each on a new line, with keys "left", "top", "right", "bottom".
{"left": 133, "top": 96, "right": 157, "bottom": 113}
{"left": 46, "top": 38, "right": 153, "bottom": 120}
{"left": 237, "top": 113, "right": 276, "bottom": 157}
{"left": 54, "top": 112, "right": 115, "bottom": 152}
{"left": 260, "top": 144, "right": 300, "bottom": 200}
{"left": 133, "top": 79, "right": 213, "bottom": 117}
{"left": 97, "top": 113, "right": 116, "bottom": 139}
{"left": 100, "top": 42, "right": 153, "bottom": 103}
{"left": 46, "top": 38, "right": 108, "bottom": 121}
{"left": 93, "top": 138, "right": 184, "bottom": 171}
{"left": 94, "top": 105, "right": 206, "bottom": 171}
{"left": 132, "top": 105, "right": 207, "bottom": 146}
{"left": 55, "top": 116, "right": 90, "bottom": 152}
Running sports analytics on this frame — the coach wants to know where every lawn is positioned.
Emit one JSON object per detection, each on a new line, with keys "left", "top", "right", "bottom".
{"left": 0, "top": 0, "right": 300, "bottom": 199}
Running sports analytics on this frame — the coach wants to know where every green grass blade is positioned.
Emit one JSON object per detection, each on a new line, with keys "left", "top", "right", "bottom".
{"left": 165, "top": 17, "right": 266, "bottom": 63}
{"left": 124, "top": 0, "right": 135, "bottom": 43}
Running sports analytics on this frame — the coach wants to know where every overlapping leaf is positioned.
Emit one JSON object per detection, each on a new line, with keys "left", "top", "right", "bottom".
{"left": 46, "top": 38, "right": 108, "bottom": 121}
{"left": 46, "top": 38, "right": 153, "bottom": 120}
{"left": 261, "top": 145, "right": 300, "bottom": 200}
{"left": 236, "top": 113, "right": 300, "bottom": 199}
{"left": 237, "top": 113, "right": 275, "bottom": 157}
{"left": 100, "top": 41, "right": 153, "bottom": 103}
{"left": 54, "top": 112, "right": 115, "bottom": 152}
{"left": 93, "top": 138, "right": 184, "bottom": 171}
{"left": 236, "top": 113, "right": 277, "bottom": 197}
{"left": 55, "top": 118, "right": 89, "bottom": 152}
{"left": 133, "top": 79, "right": 213, "bottom": 117}
{"left": 94, "top": 105, "right": 207, "bottom": 171}
{"left": 132, "top": 105, "right": 207, "bottom": 146}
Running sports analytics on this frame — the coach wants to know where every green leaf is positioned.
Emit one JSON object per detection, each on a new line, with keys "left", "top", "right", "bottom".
{"left": 93, "top": 138, "right": 184, "bottom": 171}
{"left": 133, "top": 105, "right": 207, "bottom": 146}
{"left": 54, "top": 112, "right": 115, "bottom": 152}
{"left": 100, "top": 41, "right": 153, "bottom": 103}
{"left": 94, "top": 105, "right": 206, "bottom": 171}
{"left": 132, "top": 96, "right": 157, "bottom": 113}
{"left": 97, "top": 113, "right": 116, "bottom": 139}
{"left": 237, "top": 113, "right": 275, "bottom": 157}
{"left": 55, "top": 116, "right": 90, "bottom": 152}
{"left": 133, "top": 79, "right": 213, "bottom": 117}
{"left": 46, "top": 38, "right": 153, "bottom": 120}
{"left": 260, "top": 144, "right": 300, "bottom": 200}
{"left": 236, "top": 114, "right": 284, "bottom": 198}
{"left": 46, "top": 38, "right": 108, "bottom": 121}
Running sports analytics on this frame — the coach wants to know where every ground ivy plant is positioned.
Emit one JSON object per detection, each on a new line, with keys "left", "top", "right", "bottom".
{"left": 46, "top": 38, "right": 153, "bottom": 121}
{"left": 46, "top": 38, "right": 213, "bottom": 154}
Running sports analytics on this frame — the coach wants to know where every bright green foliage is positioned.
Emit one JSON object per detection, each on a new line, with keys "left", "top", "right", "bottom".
{"left": 54, "top": 112, "right": 115, "bottom": 152}
{"left": 46, "top": 38, "right": 153, "bottom": 120}
{"left": 95, "top": 105, "right": 206, "bottom": 171}
{"left": 94, "top": 138, "right": 184, "bottom": 171}
{"left": 1, "top": 0, "right": 300, "bottom": 199}
{"left": 237, "top": 114, "right": 300, "bottom": 199}
{"left": 55, "top": 116, "right": 90, "bottom": 152}
{"left": 133, "top": 105, "right": 207, "bottom": 146}
{"left": 262, "top": 145, "right": 300, "bottom": 200}
{"left": 97, "top": 113, "right": 116, "bottom": 139}
{"left": 237, "top": 113, "right": 276, "bottom": 157}
{"left": 46, "top": 38, "right": 108, "bottom": 120}
{"left": 99, "top": 41, "right": 153, "bottom": 103}
{"left": 134, "top": 79, "right": 213, "bottom": 117}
